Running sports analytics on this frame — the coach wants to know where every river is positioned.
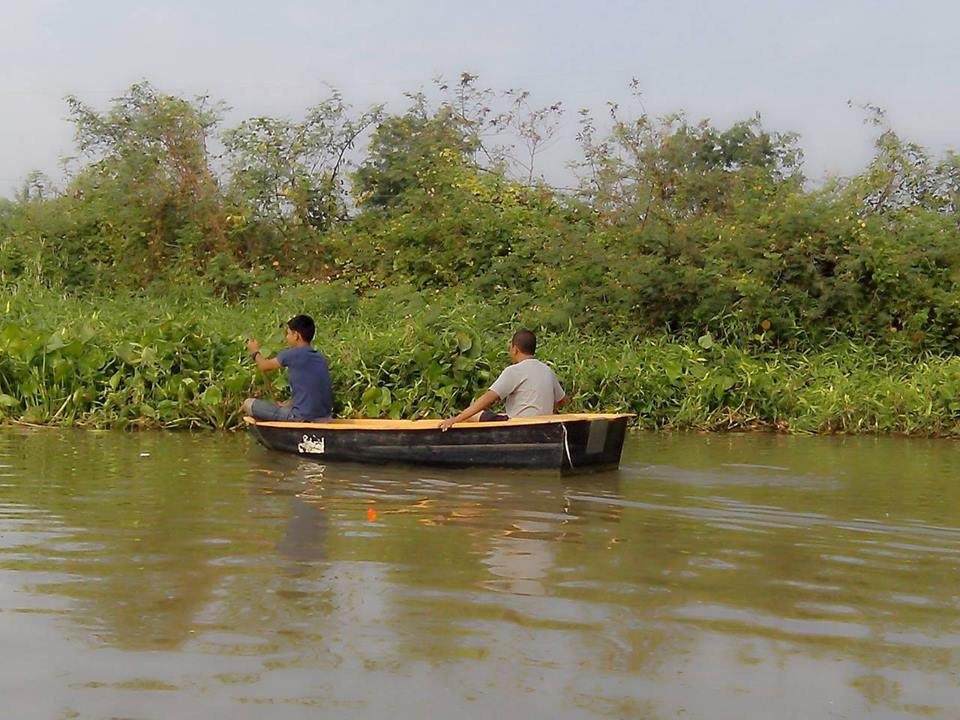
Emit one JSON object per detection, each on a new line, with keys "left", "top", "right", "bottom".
{"left": 1, "top": 428, "right": 958, "bottom": 719}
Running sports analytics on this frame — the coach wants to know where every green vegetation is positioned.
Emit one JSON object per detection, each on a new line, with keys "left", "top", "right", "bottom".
{"left": 1, "top": 282, "right": 960, "bottom": 435}
{"left": 1, "top": 77, "right": 959, "bottom": 433}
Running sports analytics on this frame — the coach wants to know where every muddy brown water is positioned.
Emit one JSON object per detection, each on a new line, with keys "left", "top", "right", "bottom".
{"left": 1, "top": 428, "right": 959, "bottom": 719}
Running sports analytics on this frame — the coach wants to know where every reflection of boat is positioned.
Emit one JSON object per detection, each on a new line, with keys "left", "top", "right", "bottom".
{"left": 245, "top": 413, "right": 632, "bottom": 471}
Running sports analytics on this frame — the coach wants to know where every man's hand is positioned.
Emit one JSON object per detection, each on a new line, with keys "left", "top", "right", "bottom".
{"left": 246, "top": 337, "right": 260, "bottom": 354}
{"left": 439, "top": 417, "right": 457, "bottom": 432}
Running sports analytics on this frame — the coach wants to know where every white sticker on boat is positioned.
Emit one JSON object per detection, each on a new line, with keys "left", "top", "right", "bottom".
{"left": 297, "top": 435, "right": 326, "bottom": 454}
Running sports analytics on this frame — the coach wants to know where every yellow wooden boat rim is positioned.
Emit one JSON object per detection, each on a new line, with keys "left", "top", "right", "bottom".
{"left": 244, "top": 412, "right": 634, "bottom": 431}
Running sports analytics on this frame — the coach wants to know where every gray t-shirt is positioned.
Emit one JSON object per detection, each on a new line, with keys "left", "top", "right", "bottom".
{"left": 489, "top": 358, "right": 565, "bottom": 418}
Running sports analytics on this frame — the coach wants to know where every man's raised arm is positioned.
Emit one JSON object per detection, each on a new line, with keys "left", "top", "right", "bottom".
{"left": 246, "top": 338, "right": 282, "bottom": 372}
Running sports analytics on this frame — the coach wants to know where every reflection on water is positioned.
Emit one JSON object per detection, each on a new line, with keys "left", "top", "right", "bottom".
{"left": 1, "top": 428, "right": 959, "bottom": 718}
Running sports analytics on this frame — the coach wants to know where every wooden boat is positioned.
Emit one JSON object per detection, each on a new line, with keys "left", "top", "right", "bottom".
{"left": 245, "top": 413, "right": 633, "bottom": 471}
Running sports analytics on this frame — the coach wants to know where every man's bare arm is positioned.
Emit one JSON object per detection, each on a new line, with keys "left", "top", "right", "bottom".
{"left": 253, "top": 354, "right": 282, "bottom": 372}
{"left": 439, "top": 390, "right": 500, "bottom": 432}
{"left": 247, "top": 338, "right": 282, "bottom": 372}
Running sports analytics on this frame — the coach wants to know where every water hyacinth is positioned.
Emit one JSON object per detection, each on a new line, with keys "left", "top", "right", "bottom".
{"left": 2, "top": 281, "right": 960, "bottom": 435}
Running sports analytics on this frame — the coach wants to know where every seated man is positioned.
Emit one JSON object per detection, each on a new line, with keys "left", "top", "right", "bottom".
{"left": 439, "top": 329, "right": 566, "bottom": 431}
{"left": 242, "top": 314, "right": 333, "bottom": 422}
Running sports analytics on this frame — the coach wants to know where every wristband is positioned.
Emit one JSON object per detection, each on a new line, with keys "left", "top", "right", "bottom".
{"left": 250, "top": 350, "right": 261, "bottom": 360}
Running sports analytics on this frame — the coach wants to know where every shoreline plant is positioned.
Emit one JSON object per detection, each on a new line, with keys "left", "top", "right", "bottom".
{"left": 0, "top": 282, "right": 959, "bottom": 436}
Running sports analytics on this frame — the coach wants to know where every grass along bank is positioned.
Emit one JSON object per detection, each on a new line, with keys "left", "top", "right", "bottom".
{"left": 1, "top": 282, "right": 959, "bottom": 435}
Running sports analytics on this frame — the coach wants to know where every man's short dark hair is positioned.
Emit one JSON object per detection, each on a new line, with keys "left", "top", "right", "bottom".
{"left": 287, "top": 314, "right": 315, "bottom": 343}
{"left": 511, "top": 329, "right": 536, "bottom": 355}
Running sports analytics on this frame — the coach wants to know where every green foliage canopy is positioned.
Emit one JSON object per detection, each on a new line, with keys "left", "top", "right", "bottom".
{"left": 1, "top": 78, "right": 958, "bottom": 354}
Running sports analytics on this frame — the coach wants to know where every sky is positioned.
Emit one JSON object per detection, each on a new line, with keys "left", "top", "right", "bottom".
{"left": 1, "top": 0, "right": 957, "bottom": 196}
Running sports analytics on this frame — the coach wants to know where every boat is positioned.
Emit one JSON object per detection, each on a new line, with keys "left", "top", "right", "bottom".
{"left": 245, "top": 413, "right": 633, "bottom": 471}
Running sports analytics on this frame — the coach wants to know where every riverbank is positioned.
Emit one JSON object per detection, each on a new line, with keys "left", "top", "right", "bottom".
{"left": 1, "top": 282, "right": 958, "bottom": 435}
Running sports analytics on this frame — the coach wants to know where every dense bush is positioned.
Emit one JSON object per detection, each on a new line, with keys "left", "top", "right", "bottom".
{"left": 1, "top": 282, "right": 959, "bottom": 435}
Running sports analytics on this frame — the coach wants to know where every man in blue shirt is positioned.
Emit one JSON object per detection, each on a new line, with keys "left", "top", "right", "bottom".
{"left": 242, "top": 314, "right": 333, "bottom": 422}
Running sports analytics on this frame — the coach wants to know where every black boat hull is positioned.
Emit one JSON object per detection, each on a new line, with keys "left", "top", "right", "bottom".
{"left": 246, "top": 414, "right": 630, "bottom": 471}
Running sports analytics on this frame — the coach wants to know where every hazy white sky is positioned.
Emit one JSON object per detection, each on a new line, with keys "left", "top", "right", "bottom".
{"left": 1, "top": 0, "right": 957, "bottom": 196}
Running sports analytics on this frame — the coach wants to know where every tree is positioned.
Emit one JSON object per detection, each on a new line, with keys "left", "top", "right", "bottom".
{"left": 845, "top": 103, "right": 960, "bottom": 217}
{"left": 352, "top": 95, "right": 479, "bottom": 209}
{"left": 222, "top": 91, "right": 382, "bottom": 232}
{"left": 64, "top": 82, "right": 228, "bottom": 280}
{"left": 574, "top": 83, "right": 804, "bottom": 229}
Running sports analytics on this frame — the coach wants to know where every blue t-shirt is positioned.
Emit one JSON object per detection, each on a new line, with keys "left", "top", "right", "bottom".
{"left": 277, "top": 346, "right": 333, "bottom": 420}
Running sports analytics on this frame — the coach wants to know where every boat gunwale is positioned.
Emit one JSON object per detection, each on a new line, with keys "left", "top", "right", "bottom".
{"left": 243, "top": 412, "right": 634, "bottom": 431}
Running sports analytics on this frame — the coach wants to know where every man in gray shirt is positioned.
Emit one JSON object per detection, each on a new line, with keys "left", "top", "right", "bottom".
{"left": 439, "top": 329, "right": 566, "bottom": 431}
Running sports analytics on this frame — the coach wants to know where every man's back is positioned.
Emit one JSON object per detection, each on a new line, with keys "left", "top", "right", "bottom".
{"left": 278, "top": 346, "right": 333, "bottom": 419}
{"left": 489, "top": 358, "right": 565, "bottom": 418}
